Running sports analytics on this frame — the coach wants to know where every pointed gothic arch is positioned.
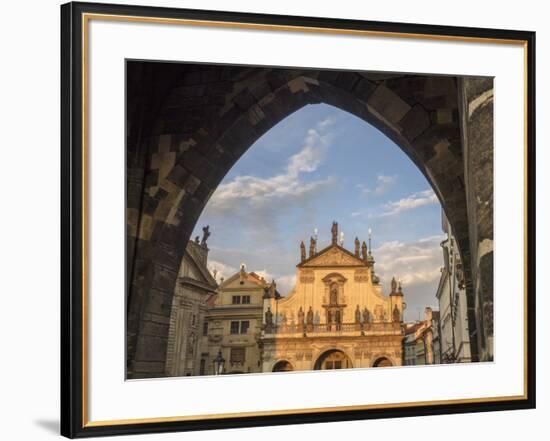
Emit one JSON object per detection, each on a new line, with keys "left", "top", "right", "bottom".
{"left": 126, "top": 62, "right": 493, "bottom": 377}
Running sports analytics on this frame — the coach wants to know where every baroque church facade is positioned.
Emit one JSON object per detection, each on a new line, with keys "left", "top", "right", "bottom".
{"left": 167, "top": 222, "right": 405, "bottom": 376}
{"left": 261, "top": 222, "right": 404, "bottom": 372}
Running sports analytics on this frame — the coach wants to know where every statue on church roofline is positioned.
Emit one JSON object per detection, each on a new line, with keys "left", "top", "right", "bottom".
{"left": 309, "top": 236, "right": 316, "bottom": 258}
{"left": 361, "top": 241, "right": 368, "bottom": 261}
{"left": 391, "top": 276, "right": 397, "bottom": 294}
{"left": 331, "top": 221, "right": 338, "bottom": 245}
{"left": 300, "top": 241, "right": 306, "bottom": 262}
{"left": 200, "top": 225, "right": 210, "bottom": 247}
{"left": 354, "top": 237, "right": 360, "bottom": 257}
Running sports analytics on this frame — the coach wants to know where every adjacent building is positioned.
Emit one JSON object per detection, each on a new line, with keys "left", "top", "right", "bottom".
{"left": 436, "top": 212, "right": 472, "bottom": 363}
{"left": 165, "top": 233, "right": 218, "bottom": 377}
{"left": 203, "top": 268, "right": 274, "bottom": 375}
{"left": 403, "top": 307, "right": 441, "bottom": 365}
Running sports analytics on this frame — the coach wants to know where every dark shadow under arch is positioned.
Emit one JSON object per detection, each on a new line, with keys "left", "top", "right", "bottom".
{"left": 272, "top": 360, "right": 294, "bottom": 372}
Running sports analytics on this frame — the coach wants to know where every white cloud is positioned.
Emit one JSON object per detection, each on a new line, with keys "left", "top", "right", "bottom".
{"left": 373, "top": 235, "right": 444, "bottom": 289}
{"left": 358, "top": 174, "right": 397, "bottom": 197}
{"left": 207, "top": 260, "right": 236, "bottom": 283}
{"left": 373, "top": 189, "right": 438, "bottom": 218}
{"left": 206, "top": 119, "right": 334, "bottom": 215}
{"left": 275, "top": 274, "right": 297, "bottom": 296}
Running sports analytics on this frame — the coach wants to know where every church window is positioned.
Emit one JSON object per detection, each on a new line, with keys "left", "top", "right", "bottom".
{"left": 242, "top": 295, "right": 251, "bottom": 304}
{"left": 202, "top": 321, "right": 208, "bottom": 336}
{"left": 232, "top": 295, "right": 241, "bottom": 304}
{"left": 230, "top": 347, "right": 245, "bottom": 364}
{"left": 199, "top": 358, "right": 206, "bottom": 375}
{"left": 240, "top": 320, "right": 250, "bottom": 334}
{"left": 230, "top": 321, "right": 239, "bottom": 334}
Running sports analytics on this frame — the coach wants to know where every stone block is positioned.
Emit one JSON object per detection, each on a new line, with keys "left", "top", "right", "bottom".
{"left": 400, "top": 104, "right": 431, "bottom": 141}
{"left": 367, "top": 85, "right": 411, "bottom": 124}
{"left": 353, "top": 78, "right": 377, "bottom": 102}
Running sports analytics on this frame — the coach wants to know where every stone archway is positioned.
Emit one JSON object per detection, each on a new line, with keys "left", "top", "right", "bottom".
{"left": 272, "top": 360, "right": 294, "bottom": 372}
{"left": 314, "top": 349, "right": 353, "bottom": 370}
{"left": 372, "top": 357, "right": 393, "bottom": 368}
{"left": 126, "top": 62, "right": 493, "bottom": 378}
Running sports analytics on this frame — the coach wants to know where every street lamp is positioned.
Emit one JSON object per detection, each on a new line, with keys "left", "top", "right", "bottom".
{"left": 213, "top": 351, "right": 225, "bottom": 375}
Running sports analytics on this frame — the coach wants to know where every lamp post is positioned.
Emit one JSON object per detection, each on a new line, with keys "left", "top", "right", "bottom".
{"left": 213, "top": 350, "right": 225, "bottom": 375}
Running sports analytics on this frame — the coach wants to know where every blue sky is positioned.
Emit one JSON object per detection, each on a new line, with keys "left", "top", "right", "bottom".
{"left": 193, "top": 103, "right": 444, "bottom": 321}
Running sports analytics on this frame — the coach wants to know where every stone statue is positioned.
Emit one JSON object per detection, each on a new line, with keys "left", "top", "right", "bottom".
{"left": 393, "top": 305, "right": 400, "bottom": 323}
{"left": 309, "top": 236, "right": 316, "bottom": 258}
{"left": 200, "top": 225, "right": 211, "bottom": 246}
{"left": 265, "top": 307, "right": 273, "bottom": 326}
{"left": 362, "top": 307, "right": 370, "bottom": 324}
{"left": 355, "top": 305, "right": 361, "bottom": 323}
{"left": 300, "top": 241, "right": 306, "bottom": 262}
{"left": 361, "top": 241, "right": 368, "bottom": 260}
{"left": 297, "top": 307, "right": 304, "bottom": 324}
{"left": 355, "top": 237, "right": 360, "bottom": 257}
{"left": 268, "top": 279, "right": 277, "bottom": 298}
{"left": 194, "top": 235, "right": 200, "bottom": 243}
{"left": 331, "top": 221, "right": 338, "bottom": 245}
{"left": 391, "top": 276, "right": 397, "bottom": 294}
{"left": 306, "top": 306, "right": 314, "bottom": 325}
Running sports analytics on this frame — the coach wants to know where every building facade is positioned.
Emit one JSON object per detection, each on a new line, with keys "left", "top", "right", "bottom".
{"left": 260, "top": 223, "right": 405, "bottom": 372}
{"left": 165, "top": 233, "right": 218, "bottom": 377}
{"left": 403, "top": 307, "right": 441, "bottom": 366}
{"left": 202, "top": 268, "right": 273, "bottom": 375}
{"left": 436, "top": 212, "right": 472, "bottom": 363}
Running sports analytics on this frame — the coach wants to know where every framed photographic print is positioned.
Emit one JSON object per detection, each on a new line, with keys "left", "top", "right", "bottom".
{"left": 60, "top": 1, "right": 536, "bottom": 438}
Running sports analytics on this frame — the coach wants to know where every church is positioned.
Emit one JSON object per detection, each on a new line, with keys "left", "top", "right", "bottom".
{"left": 260, "top": 222, "right": 405, "bottom": 372}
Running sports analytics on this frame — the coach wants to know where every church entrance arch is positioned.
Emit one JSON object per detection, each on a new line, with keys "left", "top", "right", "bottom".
{"left": 272, "top": 360, "right": 294, "bottom": 372}
{"left": 314, "top": 350, "right": 352, "bottom": 370}
{"left": 372, "top": 357, "right": 393, "bottom": 367}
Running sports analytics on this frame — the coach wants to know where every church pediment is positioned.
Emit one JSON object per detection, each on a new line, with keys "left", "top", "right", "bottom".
{"left": 219, "top": 271, "right": 268, "bottom": 290}
{"left": 299, "top": 245, "right": 367, "bottom": 268}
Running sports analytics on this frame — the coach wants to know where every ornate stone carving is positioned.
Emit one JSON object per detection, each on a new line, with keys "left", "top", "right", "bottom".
{"left": 304, "top": 247, "right": 362, "bottom": 267}
{"left": 354, "top": 268, "right": 370, "bottom": 282}
{"left": 299, "top": 269, "right": 315, "bottom": 283}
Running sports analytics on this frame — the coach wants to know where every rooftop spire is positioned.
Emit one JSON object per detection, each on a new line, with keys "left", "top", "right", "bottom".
{"left": 368, "top": 228, "right": 373, "bottom": 255}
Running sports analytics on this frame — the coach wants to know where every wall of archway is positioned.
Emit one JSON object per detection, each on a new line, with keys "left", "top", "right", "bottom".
{"left": 126, "top": 62, "right": 492, "bottom": 377}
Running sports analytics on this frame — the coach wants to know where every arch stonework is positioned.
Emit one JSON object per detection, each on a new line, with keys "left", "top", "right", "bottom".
{"left": 314, "top": 349, "right": 354, "bottom": 370}
{"left": 126, "top": 62, "right": 493, "bottom": 377}
{"left": 272, "top": 360, "right": 294, "bottom": 372}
